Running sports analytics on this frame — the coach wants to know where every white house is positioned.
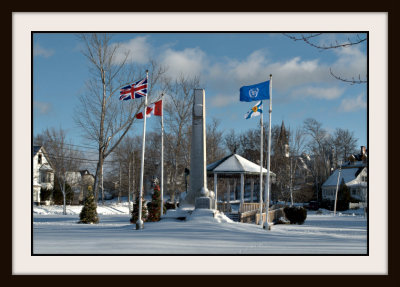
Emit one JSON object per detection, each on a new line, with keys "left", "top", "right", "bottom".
{"left": 33, "top": 146, "right": 54, "bottom": 204}
{"left": 322, "top": 146, "right": 368, "bottom": 203}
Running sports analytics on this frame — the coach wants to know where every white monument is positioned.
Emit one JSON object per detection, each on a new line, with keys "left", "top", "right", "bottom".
{"left": 185, "top": 89, "right": 215, "bottom": 209}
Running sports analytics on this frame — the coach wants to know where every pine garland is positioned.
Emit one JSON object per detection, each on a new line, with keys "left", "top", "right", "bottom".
{"left": 147, "top": 185, "right": 165, "bottom": 222}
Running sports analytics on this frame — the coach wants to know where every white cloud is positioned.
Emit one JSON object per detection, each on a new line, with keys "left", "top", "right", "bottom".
{"left": 108, "top": 36, "right": 366, "bottom": 109}
{"left": 113, "top": 36, "right": 151, "bottom": 65}
{"left": 34, "top": 101, "right": 51, "bottom": 115}
{"left": 208, "top": 94, "right": 236, "bottom": 108}
{"left": 291, "top": 86, "right": 345, "bottom": 100}
{"left": 160, "top": 47, "right": 206, "bottom": 79}
{"left": 34, "top": 44, "right": 54, "bottom": 58}
{"left": 331, "top": 46, "right": 367, "bottom": 81}
{"left": 206, "top": 51, "right": 332, "bottom": 95}
{"left": 339, "top": 94, "right": 366, "bottom": 112}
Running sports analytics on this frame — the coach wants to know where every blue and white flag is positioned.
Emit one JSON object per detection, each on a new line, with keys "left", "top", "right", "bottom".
{"left": 244, "top": 101, "right": 262, "bottom": 119}
{"left": 240, "top": 80, "right": 270, "bottom": 102}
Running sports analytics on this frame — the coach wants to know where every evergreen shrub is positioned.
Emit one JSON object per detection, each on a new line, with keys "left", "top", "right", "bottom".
{"left": 283, "top": 206, "right": 307, "bottom": 224}
{"left": 147, "top": 185, "right": 166, "bottom": 222}
{"left": 40, "top": 188, "right": 52, "bottom": 201}
{"left": 79, "top": 186, "right": 99, "bottom": 224}
{"left": 52, "top": 178, "right": 74, "bottom": 205}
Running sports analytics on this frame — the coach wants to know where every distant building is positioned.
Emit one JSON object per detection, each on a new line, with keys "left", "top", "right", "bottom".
{"left": 33, "top": 146, "right": 54, "bottom": 204}
{"left": 322, "top": 146, "right": 368, "bottom": 203}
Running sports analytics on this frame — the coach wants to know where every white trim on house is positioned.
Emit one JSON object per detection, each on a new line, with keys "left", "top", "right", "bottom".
{"left": 33, "top": 146, "right": 54, "bottom": 203}
{"left": 322, "top": 163, "right": 367, "bottom": 202}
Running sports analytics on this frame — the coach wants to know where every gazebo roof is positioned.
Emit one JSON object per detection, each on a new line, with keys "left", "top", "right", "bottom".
{"left": 207, "top": 153, "right": 272, "bottom": 175}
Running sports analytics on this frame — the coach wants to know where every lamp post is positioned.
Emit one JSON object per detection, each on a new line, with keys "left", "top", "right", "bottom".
{"left": 290, "top": 156, "right": 293, "bottom": 206}
{"left": 334, "top": 160, "right": 342, "bottom": 216}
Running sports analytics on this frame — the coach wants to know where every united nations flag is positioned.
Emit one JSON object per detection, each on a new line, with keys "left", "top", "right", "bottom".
{"left": 239, "top": 80, "right": 270, "bottom": 102}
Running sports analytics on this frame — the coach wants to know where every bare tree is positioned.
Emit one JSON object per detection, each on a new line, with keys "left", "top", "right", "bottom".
{"left": 39, "top": 128, "right": 82, "bottom": 215}
{"left": 74, "top": 33, "right": 166, "bottom": 204}
{"left": 206, "top": 118, "right": 226, "bottom": 164}
{"left": 111, "top": 135, "right": 141, "bottom": 207}
{"left": 283, "top": 33, "right": 367, "bottom": 84}
{"left": 163, "top": 74, "right": 200, "bottom": 201}
{"left": 283, "top": 33, "right": 367, "bottom": 50}
{"left": 224, "top": 129, "right": 240, "bottom": 154}
{"left": 331, "top": 128, "right": 358, "bottom": 163}
{"left": 302, "top": 118, "right": 333, "bottom": 201}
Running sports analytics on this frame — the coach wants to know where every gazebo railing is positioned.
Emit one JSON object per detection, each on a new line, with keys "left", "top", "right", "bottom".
{"left": 239, "top": 203, "right": 266, "bottom": 213}
{"left": 217, "top": 202, "right": 267, "bottom": 214}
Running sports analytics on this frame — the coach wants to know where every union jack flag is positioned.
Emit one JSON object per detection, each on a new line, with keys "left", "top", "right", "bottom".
{"left": 119, "top": 77, "right": 148, "bottom": 101}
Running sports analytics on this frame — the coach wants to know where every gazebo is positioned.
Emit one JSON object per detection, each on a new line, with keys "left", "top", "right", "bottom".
{"left": 207, "top": 153, "right": 275, "bottom": 212}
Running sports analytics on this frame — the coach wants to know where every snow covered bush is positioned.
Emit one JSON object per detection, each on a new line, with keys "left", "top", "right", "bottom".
{"left": 165, "top": 201, "right": 178, "bottom": 210}
{"left": 79, "top": 186, "right": 99, "bottom": 224}
{"left": 283, "top": 206, "right": 307, "bottom": 224}
{"left": 275, "top": 216, "right": 290, "bottom": 225}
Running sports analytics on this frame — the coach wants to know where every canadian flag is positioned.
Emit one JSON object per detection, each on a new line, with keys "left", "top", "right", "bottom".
{"left": 135, "top": 100, "right": 162, "bottom": 119}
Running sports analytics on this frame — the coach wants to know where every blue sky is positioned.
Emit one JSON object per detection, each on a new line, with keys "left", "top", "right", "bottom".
{"left": 33, "top": 32, "right": 367, "bottom": 151}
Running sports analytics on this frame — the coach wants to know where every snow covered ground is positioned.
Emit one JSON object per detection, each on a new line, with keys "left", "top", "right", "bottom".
{"left": 33, "top": 202, "right": 367, "bottom": 255}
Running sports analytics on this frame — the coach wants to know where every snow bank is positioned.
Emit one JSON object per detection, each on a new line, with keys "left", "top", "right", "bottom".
{"left": 33, "top": 202, "right": 131, "bottom": 215}
{"left": 187, "top": 209, "right": 234, "bottom": 223}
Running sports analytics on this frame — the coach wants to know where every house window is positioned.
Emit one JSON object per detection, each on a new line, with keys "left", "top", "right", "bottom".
{"left": 38, "top": 154, "right": 42, "bottom": 164}
{"left": 40, "top": 172, "right": 51, "bottom": 183}
{"left": 361, "top": 176, "right": 367, "bottom": 182}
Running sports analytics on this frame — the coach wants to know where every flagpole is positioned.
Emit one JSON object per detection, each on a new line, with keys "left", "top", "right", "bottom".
{"left": 136, "top": 70, "right": 148, "bottom": 230}
{"left": 264, "top": 74, "right": 272, "bottom": 230}
{"left": 160, "top": 93, "right": 164, "bottom": 216}
{"left": 259, "top": 100, "right": 264, "bottom": 226}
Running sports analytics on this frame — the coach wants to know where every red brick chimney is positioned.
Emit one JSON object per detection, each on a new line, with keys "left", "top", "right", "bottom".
{"left": 361, "top": 146, "right": 366, "bottom": 155}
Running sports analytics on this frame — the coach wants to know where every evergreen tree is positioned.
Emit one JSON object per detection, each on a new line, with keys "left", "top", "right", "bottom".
{"left": 130, "top": 191, "right": 148, "bottom": 224}
{"left": 52, "top": 176, "right": 74, "bottom": 205}
{"left": 336, "top": 178, "right": 351, "bottom": 211}
{"left": 79, "top": 186, "right": 99, "bottom": 224}
{"left": 147, "top": 184, "right": 166, "bottom": 222}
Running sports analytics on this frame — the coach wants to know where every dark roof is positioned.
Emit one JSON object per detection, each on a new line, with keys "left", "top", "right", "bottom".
{"left": 355, "top": 167, "right": 365, "bottom": 178}
{"left": 207, "top": 154, "right": 233, "bottom": 171}
{"left": 79, "top": 170, "right": 94, "bottom": 177}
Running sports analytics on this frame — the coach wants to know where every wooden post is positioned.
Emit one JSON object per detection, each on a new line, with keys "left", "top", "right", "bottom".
{"left": 214, "top": 173, "right": 218, "bottom": 210}
{"left": 240, "top": 173, "right": 244, "bottom": 209}
{"left": 227, "top": 179, "right": 231, "bottom": 208}
{"left": 251, "top": 178, "right": 254, "bottom": 203}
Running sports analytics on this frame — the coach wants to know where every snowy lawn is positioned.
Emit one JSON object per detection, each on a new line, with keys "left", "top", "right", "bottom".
{"left": 33, "top": 204, "right": 367, "bottom": 255}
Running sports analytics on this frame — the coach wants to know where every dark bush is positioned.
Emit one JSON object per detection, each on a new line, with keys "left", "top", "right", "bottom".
{"left": 51, "top": 176, "right": 74, "bottom": 205}
{"left": 321, "top": 199, "right": 334, "bottom": 210}
{"left": 40, "top": 188, "right": 52, "bottom": 201}
{"left": 283, "top": 206, "right": 307, "bottom": 224}
{"left": 52, "top": 185, "right": 74, "bottom": 205}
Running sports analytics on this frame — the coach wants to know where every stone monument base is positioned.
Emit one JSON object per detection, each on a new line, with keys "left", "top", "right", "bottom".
{"left": 195, "top": 197, "right": 216, "bottom": 210}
